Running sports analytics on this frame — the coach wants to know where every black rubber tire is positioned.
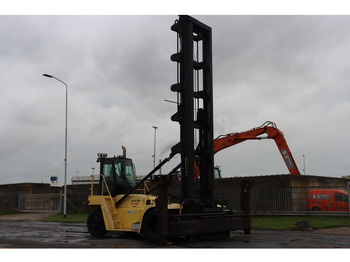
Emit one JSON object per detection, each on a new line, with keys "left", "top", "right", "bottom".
{"left": 311, "top": 206, "right": 321, "bottom": 212}
{"left": 141, "top": 209, "right": 158, "bottom": 241}
{"left": 87, "top": 209, "right": 107, "bottom": 237}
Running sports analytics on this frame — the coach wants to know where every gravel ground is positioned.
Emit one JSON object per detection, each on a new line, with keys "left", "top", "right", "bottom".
{"left": 313, "top": 226, "right": 350, "bottom": 235}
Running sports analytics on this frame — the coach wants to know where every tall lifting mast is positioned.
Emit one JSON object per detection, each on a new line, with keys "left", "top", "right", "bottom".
{"left": 167, "top": 15, "right": 250, "bottom": 238}
{"left": 170, "top": 15, "right": 215, "bottom": 210}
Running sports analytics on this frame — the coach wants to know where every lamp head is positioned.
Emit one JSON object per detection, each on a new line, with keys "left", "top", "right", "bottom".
{"left": 43, "top": 74, "right": 53, "bottom": 78}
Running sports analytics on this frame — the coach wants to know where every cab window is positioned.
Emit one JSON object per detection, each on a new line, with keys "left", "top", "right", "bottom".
{"left": 335, "top": 193, "right": 348, "bottom": 202}
{"left": 102, "top": 163, "right": 113, "bottom": 182}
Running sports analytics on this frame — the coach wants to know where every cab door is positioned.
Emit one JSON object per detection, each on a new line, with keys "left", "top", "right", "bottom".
{"left": 334, "top": 192, "right": 349, "bottom": 212}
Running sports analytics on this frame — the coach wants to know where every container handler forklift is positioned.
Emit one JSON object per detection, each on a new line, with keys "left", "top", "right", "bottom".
{"left": 87, "top": 148, "right": 181, "bottom": 239}
{"left": 87, "top": 15, "right": 251, "bottom": 243}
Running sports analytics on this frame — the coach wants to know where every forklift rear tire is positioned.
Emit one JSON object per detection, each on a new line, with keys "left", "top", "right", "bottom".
{"left": 87, "top": 209, "right": 107, "bottom": 237}
{"left": 141, "top": 209, "right": 158, "bottom": 241}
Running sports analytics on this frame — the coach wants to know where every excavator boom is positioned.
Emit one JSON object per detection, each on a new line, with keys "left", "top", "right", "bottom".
{"left": 195, "top": 121, "right": 300, "bottom": 178}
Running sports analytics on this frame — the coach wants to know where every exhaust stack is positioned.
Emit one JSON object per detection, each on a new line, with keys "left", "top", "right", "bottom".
{"left": 122, "top": 146, "right": 126, "bottom": 157}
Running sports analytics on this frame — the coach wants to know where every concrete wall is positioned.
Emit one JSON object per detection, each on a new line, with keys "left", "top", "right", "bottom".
{"left": 289, "top": 175, "right": 348, "bottom": 212}
{"left": 0, "top": 183, "right": 62, "bottom": 211}
{"left": 218, "top": 175, "right": 348, "bottom": 212}
{"left": 149, "top": 174, "right": 349, "bottom": 212}
{"left": 0, "top": 175, "right": 348, "bottom": 213}
{"left": 66, "top": 184, "right": 98, "bottom": 212}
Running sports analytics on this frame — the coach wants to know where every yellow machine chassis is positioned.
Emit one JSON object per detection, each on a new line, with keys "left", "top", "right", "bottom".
{"left": 88, "top": 176, "right": 180, "bottom": 233}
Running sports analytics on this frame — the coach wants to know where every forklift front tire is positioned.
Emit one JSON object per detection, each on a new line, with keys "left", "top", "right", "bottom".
{"left": 87, "top": 209, "right": 107, "bottom": 237}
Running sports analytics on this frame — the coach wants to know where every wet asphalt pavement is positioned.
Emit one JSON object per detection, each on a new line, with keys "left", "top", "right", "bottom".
{"left": 0, "top": 220, "right": 156, "bottom": 248}
{"left": 0, "top": 218, "right": 350, "bottom": 248}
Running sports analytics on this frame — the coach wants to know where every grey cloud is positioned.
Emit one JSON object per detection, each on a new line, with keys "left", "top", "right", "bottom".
{"left": 0, "top": 15, "right": 350, "bottom": 185}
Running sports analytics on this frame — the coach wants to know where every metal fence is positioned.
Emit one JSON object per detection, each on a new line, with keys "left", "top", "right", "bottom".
{"left": 18, "top": 194, "right": 62, "bottom": 212}
{"left": 13, "top": 179, "right": 350, "bottom": 216}
{"left": 218, "top": 182, "right": 350, "bottom": 216}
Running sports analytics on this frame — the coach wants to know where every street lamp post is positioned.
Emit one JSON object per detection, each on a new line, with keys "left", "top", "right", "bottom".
{"left": 152, "top": 126, "right": 158, "bottom": 169}
{"left": 303, "top": 155, "right": 306, "bottom": 175}
{"left": 43, "top": 74, "right": 68, "bottom": 218}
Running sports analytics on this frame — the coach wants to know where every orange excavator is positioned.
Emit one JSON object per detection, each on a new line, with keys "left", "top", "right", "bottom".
{"left": 195, "top": 121, "right": 300, "bottom": 178}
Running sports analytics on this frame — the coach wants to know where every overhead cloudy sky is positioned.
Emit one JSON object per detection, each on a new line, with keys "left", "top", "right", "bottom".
{"left": 1, "top": 15, "right": 350, "bottom": 185}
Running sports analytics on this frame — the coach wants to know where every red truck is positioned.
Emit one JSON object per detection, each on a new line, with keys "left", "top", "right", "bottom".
{"left": 307, "top": 189, "right": 349, "bottom": 212}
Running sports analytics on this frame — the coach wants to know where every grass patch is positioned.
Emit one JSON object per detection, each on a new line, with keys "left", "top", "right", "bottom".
{"left": 41, "top": 213, "right": 350, "bottom": 230}
{"left": 41, "top": 212, "right": 88, "bottom": 223}
{"left": 252, "top": 216, "right": 350, "bottom": 230}
{"left": 0, "top": 211, "right": 17, "bottom": 216}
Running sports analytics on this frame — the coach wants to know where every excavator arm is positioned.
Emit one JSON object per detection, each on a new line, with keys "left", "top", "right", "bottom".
{"left": 195, "top": 121, "right": 300, "bottom": 178}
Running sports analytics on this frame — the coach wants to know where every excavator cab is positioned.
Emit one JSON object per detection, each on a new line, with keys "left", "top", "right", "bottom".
{"left": 214, "top": 166, "right": 222, "bottom": 179}
{"left": 97, "top": 153, "right": 137, "bottom": 196}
